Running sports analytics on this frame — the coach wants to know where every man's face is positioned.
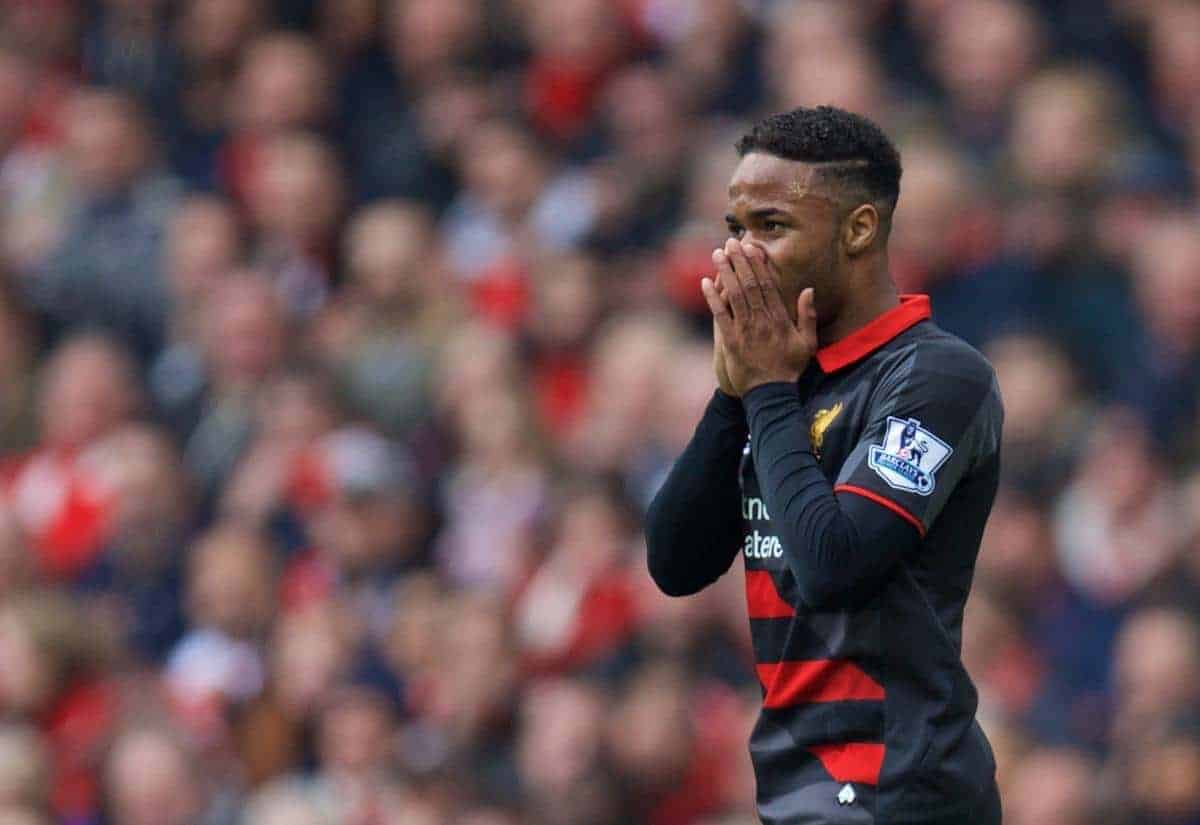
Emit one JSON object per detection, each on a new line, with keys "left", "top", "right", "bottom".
{"left": 724, "top": 152, "right": 844, "bottom": 321}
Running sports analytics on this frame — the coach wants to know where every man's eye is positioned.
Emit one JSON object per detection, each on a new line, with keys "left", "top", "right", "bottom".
{"left": 763, "top": 221, "right": 783, "bottom": 232}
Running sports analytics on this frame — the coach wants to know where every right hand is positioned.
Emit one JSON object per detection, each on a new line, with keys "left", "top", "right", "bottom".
{"left": 710, "top": 266, "right": 737, "bottom": 397}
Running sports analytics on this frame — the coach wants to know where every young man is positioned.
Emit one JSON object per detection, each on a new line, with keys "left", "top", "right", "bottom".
{"left": 645, "top": 106, "right": 1004, "bottom": 824}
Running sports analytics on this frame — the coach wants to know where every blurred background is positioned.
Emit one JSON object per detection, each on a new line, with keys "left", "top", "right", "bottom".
{"left": 0, "top": 0, "right": 1198, "bottom": 824}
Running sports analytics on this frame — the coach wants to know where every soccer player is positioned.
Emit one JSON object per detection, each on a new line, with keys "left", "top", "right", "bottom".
{"left": 645, "top": 106, "right": 1004, "bottom": 825}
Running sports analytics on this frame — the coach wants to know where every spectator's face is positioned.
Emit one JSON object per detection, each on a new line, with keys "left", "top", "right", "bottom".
{"left": 769, "top": 0, "right": 862, "bottom": 67}
{"left": 455, "top": 388, "right": 529, "bottom": 465}
{"left": 246, "top": 136, "right": 344, "bottom": 245}
{"left": 385, "top": 576, "right": 444, "bottom": 676}
{"left": 608, "top": 667, "right": 692, "bottom": 788}
{"left": 0, "top": 611, "right": 49, "bottom": 715}
{"left": 0, "top": 509, "right": 32, "bottom": 599}
{"left": 603, "top": 67, "right": 684, "bottom": 165}
{"left": 528, "top": 254, "right": 599, "bottom": 349}
{"left": 589, "top": 316, "right": 680, "bottom": 423}
{"left": 63, "top": 93, "right": 150, "bottom": 195}
{"left": 1114, "top": 609, "right": 1200, "bottom": 727}
{"left": 178, "top": 0, "right": 261, "bottom": 64}
{"left": 0, "top": 0, "right": 78, "bottom": 63}
{"left": 524, "top": 0, "right": 619, "bottom": 64}
{"left": 1004, "top": 748, "right": 1094, "bottom": 825}
{"left": 0, "top": 49, "right": 33, "bottom": 150}
{"left": 205, "top": 278, "right": 286, "bottom": 386}
{"left": 889, "top": 143, "right": 973, "bottom": 279}
{"left": 318, "top": 0, "right": 375, "bottom": 55}
{"left": 187, "top": 529, "right": 274, "bottom": 637}
{"left": 976, "top": 489, "right": 1054, "bottom": 598}
{"left": 775, "top": 45, "right": 883, "bottom": 119}
{"left": 460, "top": 123, "right": 545, "bottom": 222}
{"left": 1149, "top": 2, "right": 1200, "bottom": 104}
{"left": 458, "top": 810, "right": 519, "bottom": 825}
{"left": 1010, "top": 72, "right": 1116, "bottom": 191}
{"left": 517, "top": 681, "right": 606, "bottom": 796}
{"left": 244, "top": 787, "right": 330, "bottom": 825}
{"left": 1128, "top": 736, "right": 1200, "bottom": 821}
{"left": 1077, "top": 412, "right": 1161, "bottom": 511}
{"left": 414, "top": 72, "right": 492, "bottom": 155}
{"left": 105, "top": 731, "right": 199, "bottom": 825}
{"left": 166, "top": 198, "right": 241, "bottom": 306}
{"left": 986, "top": 335, "right": 1075, "bottom": 446}
{"left": 311, "top": 491, "right": 412, "bottom": 576}
{"left": 960, "top": 590, "right": 1021, "bottom": 689}
{"left": 980, "top": 718, "right": 1027, "bottom": 811}
{"left": 233, "top": 35, "right": 330, "bottom": 133}
{"left": 386, "top": 0, "right": 482, "bottom": 78}
{"left": 38, "top": 339, "right": 137, "bottom": 450}
{"left": 254, "top": 374, "right": 336, "bottom": 446}
{"left": 1134, "top": 218, "right": 1200, "bottom": 354}
{"left": 345, "top": 204, "right": 433, "bottom": 308}
{"left": 431, "top": 596, "right": 517, "bottom": 736}
{"left": 101, "top": 0, "right": 165, "bottom": 15}
{"left": 634, "top": 561, "right": 724, "bottom": 657}
{"left": 436, "top": 324, "right": 519, "bottom": 416}
{"left": 317, "top": 694, "right": 393, "bottom": 777}
{"left": 271, "top": 607, "right": 347, "bottom": 717}
{"left": 0, "top": 724, "right": 45, "bottom": 807}
{"left": 933, "top": 0, "right": 1039, "bottom": 116}
{"left": 0, "top": 808, "right": 49, "bottom": 825}
{"left": 724, "top": 153, "right": 844, "bottom": 321}
{"left": 552, "top": 492, "right": 626, "bottom": 577}
{"left": 651, "top": 342, "right": 714, "bottom": 450}
{"left": 90, "top": 427, "right": 187, "bottom": 549}
{"left": 0, "top": 298, "right": 31, "bottom": 379}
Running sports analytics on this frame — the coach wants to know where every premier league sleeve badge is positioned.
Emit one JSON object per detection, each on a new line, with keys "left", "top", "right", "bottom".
{"left": 868, "top": 416, "right": 953, "bottom": 496}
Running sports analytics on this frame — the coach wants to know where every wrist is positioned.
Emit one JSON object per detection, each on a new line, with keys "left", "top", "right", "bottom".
{"left": 738, "top": 371, "right": 801, "bottom": 396}
{"left": 710, "top": 388, "right": 745, "bottom": 419}
{"left": 742, "top": 381, "right": 800, "bottom": 407}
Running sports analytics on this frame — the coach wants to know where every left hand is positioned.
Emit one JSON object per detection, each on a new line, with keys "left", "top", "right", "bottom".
{"left": 701, "top": 239, "right": 818, "bottom": 396}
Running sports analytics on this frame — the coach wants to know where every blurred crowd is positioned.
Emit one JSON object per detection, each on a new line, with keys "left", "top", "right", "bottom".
{"left": 0, "top": 0, "right": 1199, "bottom": 824}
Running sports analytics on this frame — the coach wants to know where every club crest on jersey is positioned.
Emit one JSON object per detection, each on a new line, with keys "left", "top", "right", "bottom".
{"left": 809, "top": 401, "right": 842, "bottom": 460}
{"left": 868, "top": 416, "right": 951, "bottom": 496}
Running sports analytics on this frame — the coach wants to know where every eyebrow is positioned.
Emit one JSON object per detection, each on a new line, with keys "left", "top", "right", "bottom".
{"left": 725, "top": 208, "right": 791, "bottom": 222}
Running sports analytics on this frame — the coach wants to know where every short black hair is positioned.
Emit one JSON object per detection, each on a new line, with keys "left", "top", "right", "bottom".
{"left": 735, "top": 105, "right": 902, "bottom": 217}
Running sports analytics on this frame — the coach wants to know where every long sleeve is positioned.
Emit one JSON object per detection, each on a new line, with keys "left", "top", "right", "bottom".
{"left": 742, "top": 382, "right": 922, "bottom": 611}
{"left": 645, "top": 390, "right": 748, "bottom": 596}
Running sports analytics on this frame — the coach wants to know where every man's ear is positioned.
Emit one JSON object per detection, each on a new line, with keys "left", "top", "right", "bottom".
{"left": 841, "top": 203, "right": 879, "bottom": 256}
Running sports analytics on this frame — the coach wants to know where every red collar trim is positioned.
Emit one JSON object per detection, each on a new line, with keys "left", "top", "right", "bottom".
{"left": 815, "top": 294, "right": 932, "bottom": 373}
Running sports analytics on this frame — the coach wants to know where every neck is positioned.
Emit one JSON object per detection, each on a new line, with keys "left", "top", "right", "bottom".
{"left": 820, "top": 256, "right": 898, "bottom": 345}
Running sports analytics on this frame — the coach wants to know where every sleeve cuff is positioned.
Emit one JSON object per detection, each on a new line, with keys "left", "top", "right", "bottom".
{"left": 743, "top": 381, "right": 813, "bottom": 451}
{"left": 742, "top": 381, "right": 801, "bottom": 417}
{"left": 709, "top": 389, "right": 745, "bottom": 421}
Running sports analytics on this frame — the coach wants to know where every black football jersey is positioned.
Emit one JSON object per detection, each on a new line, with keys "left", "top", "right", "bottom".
{"left": 739, "top": 295, "right": 1004, "bottom": 824}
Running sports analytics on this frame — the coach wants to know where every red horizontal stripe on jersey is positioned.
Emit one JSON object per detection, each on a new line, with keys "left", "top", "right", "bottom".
{"left": 834, "top": 484, "right": 926, "bottom": 537}
{"left": 809, "top": 742, "right": 886, "bottom": 785}
{"left": 756, "top": 660, "right": 886, "bottom": 707}
{"left": 745, "top": 570, "right": 795, "bottom": 619}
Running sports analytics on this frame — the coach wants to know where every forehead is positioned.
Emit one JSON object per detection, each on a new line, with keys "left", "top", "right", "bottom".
{"left": 727, "top": 152, "right": 836, "bottom": 211}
